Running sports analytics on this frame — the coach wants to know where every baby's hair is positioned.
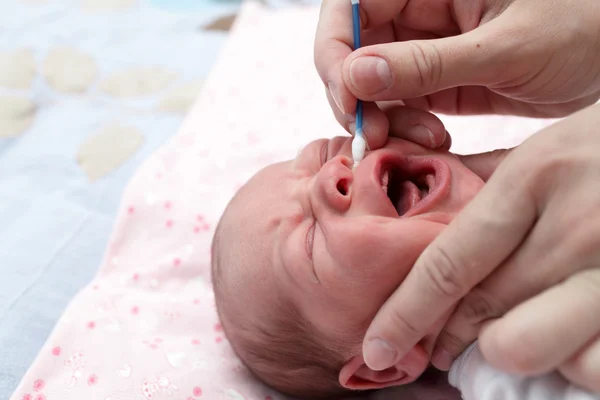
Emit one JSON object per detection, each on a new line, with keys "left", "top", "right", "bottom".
{"left": 211, "top": 207, "right": 356, "bottom": 399}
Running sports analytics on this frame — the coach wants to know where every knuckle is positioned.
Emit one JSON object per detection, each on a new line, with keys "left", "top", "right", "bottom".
{"left": 532, "top": 153, "right": 572, "bottom": 188}
{"left": 458, "top": 288, "right": 503, "bottom": 322}
{"left": 421, "top": 245, "right": 469, "bottom": 299}
{"left": 521, "top": 139, "right": 584, "bottom": 197}
{"left": 387, "top": 307, "right": 421, "bottom": 339}
{"left": 437, "top": 329, "right": 471, "bottom": 354}
{"left": 566, "top": 214, "right": 600, "bottom": 264}
{"left": 407, "top": 41, "right": 442, "bottom": 91}
{"left": 533, "top": 181, "right": 600, "bottom": 267}
{"left": 503, "top": 144, "right": 572, "bottom": 210}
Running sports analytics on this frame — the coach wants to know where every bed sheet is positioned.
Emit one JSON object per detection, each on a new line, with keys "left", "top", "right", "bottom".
{"left": 7, "top": 2, "right": 561, "bottom": 400}
{"left": 0, "top": 0, "right": 242, "bottom": 397}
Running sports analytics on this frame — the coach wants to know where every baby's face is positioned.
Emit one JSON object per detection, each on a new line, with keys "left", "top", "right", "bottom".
{"left": 223, "top": 136, "right": 484, "bottom": 382}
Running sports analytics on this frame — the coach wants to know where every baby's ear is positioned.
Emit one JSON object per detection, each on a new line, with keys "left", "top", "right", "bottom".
{"left": 338, "top": 346, "right": 428, "bottom": 390}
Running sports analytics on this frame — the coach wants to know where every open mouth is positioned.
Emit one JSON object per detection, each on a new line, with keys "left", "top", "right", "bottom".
{"left": 380, "top": 161, "right": 438, "bottom": 216}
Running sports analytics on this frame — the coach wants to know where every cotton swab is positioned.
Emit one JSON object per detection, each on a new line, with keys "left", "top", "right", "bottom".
{"left": 351, "top": 0, "right": 366, "bottom": 168}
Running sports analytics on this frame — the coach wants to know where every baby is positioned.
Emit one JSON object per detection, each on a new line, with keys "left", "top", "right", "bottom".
{"left": 211, "top": 136, "right": 599, "bottom": 400}
{"left": 212, "top": 135, "right": 483, "bottom": 398}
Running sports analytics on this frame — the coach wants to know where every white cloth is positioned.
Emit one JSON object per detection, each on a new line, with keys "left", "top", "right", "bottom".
{"left": 449, "top": 342, "right": 600, "bottom": 400}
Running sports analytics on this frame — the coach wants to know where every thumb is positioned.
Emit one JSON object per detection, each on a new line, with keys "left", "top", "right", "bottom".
{"left": 458, "top": 148, "right": 515, "bottom": 182}
{"left": 342, "top": 23, "right": 511, "bottom": 101}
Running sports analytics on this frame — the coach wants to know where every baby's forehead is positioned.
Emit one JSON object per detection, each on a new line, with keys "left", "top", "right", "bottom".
{"left": 216, "top": 213, "right": 276, "bottom": 304}
{"left": 218, "top": 159, "right": 305, "bottom": 291}
{"left": 219, "top": 163, "right": 291, "bottom": 269}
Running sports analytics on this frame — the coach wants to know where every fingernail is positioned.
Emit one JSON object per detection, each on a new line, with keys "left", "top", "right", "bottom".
{"left": 348, "top": 122, "right": 356, "bottom": 135}
{"left": 408, "top": 125, "right": 436, "bottom": 148}
{"left": 442, "top": 130, "right": 452, "bottom": 150}
{"left": 328, "top": 81, "right": 347, "bottom": 114}
{"left": 349, "top": 56, "right": 392, "bottom": 94}
{"left": 432, "top": 347, "right": 455, "bottom": 371}
{"left": 364, "top": 338, "right": 398, "bottom": 371}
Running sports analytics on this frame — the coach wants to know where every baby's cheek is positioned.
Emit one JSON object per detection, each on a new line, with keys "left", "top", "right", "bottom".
{"left": 318, "top": 219, "right": 444, "bottom": 306}
{"left": 364, "top": 223, "right": 444, "bottom": 298}
{"left": 450, "top": 159, "right": 486, "bottom": 211}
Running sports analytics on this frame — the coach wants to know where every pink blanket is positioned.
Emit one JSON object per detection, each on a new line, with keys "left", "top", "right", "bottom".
{"left": 10, "top": 3, "right": 557, "bottom": 400}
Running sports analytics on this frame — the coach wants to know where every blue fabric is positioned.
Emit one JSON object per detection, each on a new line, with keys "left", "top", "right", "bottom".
{"left": 0, "top": 0, "right": 236, "bottom": 397}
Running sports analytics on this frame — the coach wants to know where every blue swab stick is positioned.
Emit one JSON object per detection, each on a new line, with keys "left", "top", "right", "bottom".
{"left": 351, "top": 0, "right": 366, "bottom": 168}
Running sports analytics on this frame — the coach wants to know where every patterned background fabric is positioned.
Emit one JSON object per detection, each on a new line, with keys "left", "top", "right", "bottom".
{"left": 0, "top": 0, "right": 238, "bottom": 397}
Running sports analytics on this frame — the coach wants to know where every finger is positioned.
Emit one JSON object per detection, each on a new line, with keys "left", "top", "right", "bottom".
{"left": 560, "top": 333, "right": 600, "bottom": 393}
{"left": 314, "top": 0, "right": 356, "bottom": 114}
{"left": 441, "top": 131, "right": 452, "bottom": 151}
{"left": 483, "top": 90, "right": 600, "bottom": 118}
{"left": 355, "top": 0, "right": 409, "bottom": 29}
{"left": 315, "top": 0, "right": 409, "bottom": 115}
{"left": 402, "top": 88, "right": 600, "bottom": 118}
{"left": 478, "top": 269, "right": 600, "bottom": 377}
{"left": 362, "top": 150, "right": 537, "bottom": 371}
{"left": 325, "top": 86, "right": 355, "bottom": 129}
{"left": 385, "top": 106, "right": 448, "bottom": 148}
{"left": 325, "top": 89, "right": 390, "bottom": 149}
{"left": 458, "top": 148, "right": 514, "bottom": 181}
{"left": 341, "top": 19, "right": 517, "bottom": 102}
{"left": 432, "top": 187, "right": 599, "bottom": 369}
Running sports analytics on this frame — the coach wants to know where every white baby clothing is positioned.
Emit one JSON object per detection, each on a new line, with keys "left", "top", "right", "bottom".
{"left": 449, "top": 342, "right": 600, "bottom": 400}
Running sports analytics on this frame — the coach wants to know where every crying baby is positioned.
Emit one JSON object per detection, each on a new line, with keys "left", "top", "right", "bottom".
{"left": 211, "top": 136, "right": 484, "bottom": 398}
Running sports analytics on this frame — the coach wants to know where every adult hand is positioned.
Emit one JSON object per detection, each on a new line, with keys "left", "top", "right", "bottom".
{"left": 324, "top": 93, "right": 452, "bottom": 150}
{"left": 361, "top": 103, "right": 600, "bottom": 393}
{"left": 315, "top": 0, "right": 600, "bottom": 146}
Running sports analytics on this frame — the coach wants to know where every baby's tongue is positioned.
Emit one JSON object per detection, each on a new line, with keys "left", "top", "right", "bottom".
{"left": 396, "top": 181, "right": 421, "bottom": 215}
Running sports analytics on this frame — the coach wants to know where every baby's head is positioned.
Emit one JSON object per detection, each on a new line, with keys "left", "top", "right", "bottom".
{"left": 212, "top": 136, "right": 484, "bottom": 398}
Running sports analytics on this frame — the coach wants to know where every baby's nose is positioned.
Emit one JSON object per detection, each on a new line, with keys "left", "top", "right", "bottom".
{"left": 313, "top": 155, "right": 353, "bottom": 213}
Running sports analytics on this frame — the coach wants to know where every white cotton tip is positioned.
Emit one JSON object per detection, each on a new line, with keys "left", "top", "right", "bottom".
{"left": 352, "top": 133, "right": 366, "bottom": 168}
{"left": 351, "top": 0, "right": 360, "bottom": 4}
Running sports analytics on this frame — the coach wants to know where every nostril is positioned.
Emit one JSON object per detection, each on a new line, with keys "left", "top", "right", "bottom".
{"left": 337, "top": 179, "right": 349, "bottom": 196}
